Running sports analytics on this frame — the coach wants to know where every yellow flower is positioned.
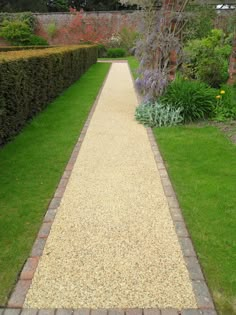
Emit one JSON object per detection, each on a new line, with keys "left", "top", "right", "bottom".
{"left": 216, "top": 95, "right": 221, "bottom": 99}
{"left": 220, "top": 90, "right": 225, "bottom": 95}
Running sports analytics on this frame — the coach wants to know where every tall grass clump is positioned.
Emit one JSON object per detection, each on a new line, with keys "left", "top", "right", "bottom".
{"left": 161, "top": 76, "right": 216, "bottom": 122}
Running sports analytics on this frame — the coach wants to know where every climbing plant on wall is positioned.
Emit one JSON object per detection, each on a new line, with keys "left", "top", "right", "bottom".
{"left": 119, "top": 0, "right": 191, "bottom": 101}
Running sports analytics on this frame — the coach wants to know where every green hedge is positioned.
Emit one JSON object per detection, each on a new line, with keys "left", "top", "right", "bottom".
{"left": 0, "top": 45, "right": 98, "bottom": 145}
{"left": 0, "top": 46, "right": 53, "bottom": 52}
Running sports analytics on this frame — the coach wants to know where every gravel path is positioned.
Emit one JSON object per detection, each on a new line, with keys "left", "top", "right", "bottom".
{"left": 24, "top": 63, "right": 197, "bottom": 309}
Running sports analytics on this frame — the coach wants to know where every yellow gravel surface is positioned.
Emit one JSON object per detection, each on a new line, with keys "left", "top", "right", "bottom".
{"left": 24, "top": 63, "right": 197, "bottom": 309}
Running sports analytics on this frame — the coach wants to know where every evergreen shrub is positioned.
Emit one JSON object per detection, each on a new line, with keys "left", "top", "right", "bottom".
{"left": 0, "top": 45, "right": 98, "bottom": 144}
{"left": 107, "top": 48, "right": 126, "bottom": 58}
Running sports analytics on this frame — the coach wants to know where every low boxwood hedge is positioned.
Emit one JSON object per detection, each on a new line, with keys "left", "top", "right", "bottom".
{"left": 0, "top": 45, "right": 98, "bottom": 145}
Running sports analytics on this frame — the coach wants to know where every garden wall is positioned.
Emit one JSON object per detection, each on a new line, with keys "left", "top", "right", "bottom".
{"left": 35, "top": 11, "right": 138, "bottom": 29}
{"left": 34, "top": 11, "right": 139, "bottom": 45}
{"left": 0, "top": 45, "right": 97, "bottom": 145}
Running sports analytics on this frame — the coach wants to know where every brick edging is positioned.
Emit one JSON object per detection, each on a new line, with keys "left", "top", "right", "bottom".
{"left": 2, "top": 61, "right": 218, "bottom": 315}
{"left": 126, "top": 61, "right": 218, "bottom": 315}
{"left": 6, "top": 62, "right": 113, "bottom": 309}
{"left": 147, "top": 129, "right": 216, "bottom": 312}
{"left": 0, "top": 308, "right": 218, "bottom": 315}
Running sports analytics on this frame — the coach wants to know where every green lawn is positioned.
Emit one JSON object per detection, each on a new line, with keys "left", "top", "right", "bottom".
{"left": 154, "top": 126, "right": 236, "bottom": 315}
{"left": 127, "top": 56, "right": 139, "bottom": 79}
{"left": 0, "top": 62, "right": 111, "bottom": 306}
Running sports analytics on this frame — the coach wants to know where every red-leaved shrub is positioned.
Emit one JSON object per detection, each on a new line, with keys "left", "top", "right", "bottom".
{"left": 36, "top": 10, "right": 138, "bottom": 45}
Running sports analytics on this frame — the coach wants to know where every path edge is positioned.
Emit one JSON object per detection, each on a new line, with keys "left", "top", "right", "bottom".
{"left": 5, "top": 62, "right": 113, "bottom": 310}
{"left": 126, "top": 60, "right": 218, "bottom": 315}
{"left": 1, "top": 61, "right": 218, "bottom": 315}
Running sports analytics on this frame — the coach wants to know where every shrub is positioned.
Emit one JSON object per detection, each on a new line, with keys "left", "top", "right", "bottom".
{"left": 161, "top": 76, "right": 216, "bottom": 122}
{"left": 213, "top": 85, "right": 236, "bottom": 121}
{"left": 0, "top": 19, "right": 48, "bottom": 46}
{"left": 107, "top": 34, "right": 122, "bottom": 48}
{"left": 183, "top": 29, "right": 232, "bottom": 88}
{"left": 107, "top": 48, "right": 126, "bottom": 58}
{"left": 24, "top": 35, "right": 48, "bottom": 46}
{"left": 183, "top": 4, "right": 216, "bottom": 41}
{"left": 46, "top": 22, "right": 57, "bottom": 39}
{"left": 118, "top": 27, "right": 139, "bottom": 52}
{"left": 0, "top": 45, "right": 98, "bottom": 145}
{"left": 0, "top": 20, "right": 32, "bottom": 45}
{"left": 97, "top": 43, "right": 107, "bottom": 58}
{"left": 47, "top": 0, "right": 69, "bottom": 12}
{"left": 0, "top": 12, "right": 36, "bottom": 32}
{"left": 135, "top": 102, "right": 183, "bottom": 128}
{"left": 197, "top": 56, "right": 229, "bottom": 88}
{"left": 16, "top": 12, "right": 36, "bottom": 31}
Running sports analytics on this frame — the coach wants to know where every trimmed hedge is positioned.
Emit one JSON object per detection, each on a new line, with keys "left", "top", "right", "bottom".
{"left": 0, "top": 45, "right": 53, "bottom": 52}
{"left": 0, "top": 45, "right": 98, "bottom": 145}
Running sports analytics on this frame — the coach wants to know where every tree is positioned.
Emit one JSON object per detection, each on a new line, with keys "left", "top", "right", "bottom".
{"left": 70, "top": 0, "right": 137, "bottom": 11}
{"left": 47, "top": 0, "right": 69, "bottom": 11}
{"left": 0, "top": 0, "right": 47, "bottom": 12}
{"left": 0, "top": 0, "right": 9, "bottom": 11}
{"left": 0, "top": 0, "right": 136, "bottom": 12}
{"left": 119, "top": 0, "right": 191, "bottom": 101}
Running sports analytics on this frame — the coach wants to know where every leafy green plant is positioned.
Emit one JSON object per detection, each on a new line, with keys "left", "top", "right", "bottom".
{"left": 213, "top": 85, "right": 236, "bottom": 122}
{"left": 0, "top": 12, "right": 36, "bottom": 31}
{"left": 197, "top": 56, "right": 229, "bottom": 88}
{"left": 183, "top": 29, "right": 232, "bottom": 88}
{"left": 107, "top": 48, "right": 126, "bottom": 58}
{"left": 161, "top": 76, "right": 216, "bottom": 122}
{"left": 97, "top": 43, "right": 107, "bottom": 58}
{"left": 118, "top": 27, "right": 139, "bottom": 52}
{"left": 17, "top": 12, "right": 36, "bottom": 31}
{"left": 135, "top": 102, "right": 183, "bottom": 127}
{"left": 25, "top": 35, "right": 48, "bottom": 46}
{"left": 183, "top": 4, "right": 216, "bottom": 41}
{"left": 46, "top": 22, "right": 57, "bottom": 39}
{"left": 0, "top": 19, "right": 48, "bottom": 46}
{"left": 0, "top": 19, "right": 32, "bottom": 44}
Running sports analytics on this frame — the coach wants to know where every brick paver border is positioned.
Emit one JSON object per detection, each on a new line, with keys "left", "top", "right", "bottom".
{"left": 1, "top": 61, "right": 218, "bottom": 315}
{"left": 0, "top": 309, "right": 218, "bottom": 315}
{"left": 146, "top": 128, "right": 216, "bottom": 313}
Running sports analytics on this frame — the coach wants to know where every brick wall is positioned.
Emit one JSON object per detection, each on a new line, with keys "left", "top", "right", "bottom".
{"left": 34, "top": 11, "right": 139, "bottom": 32}
{"left": 34, "top": 11, "right": 139, "bottom": 45}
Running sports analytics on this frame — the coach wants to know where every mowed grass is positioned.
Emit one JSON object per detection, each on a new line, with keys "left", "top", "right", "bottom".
{"left": 127, "top": 56, "right": 139, "bottom": 79}
{"left": 154, "top": 126, "right": 236, "bottom": 315}
{"left": 0, "top": 62, "right": 111, "bottom": 305}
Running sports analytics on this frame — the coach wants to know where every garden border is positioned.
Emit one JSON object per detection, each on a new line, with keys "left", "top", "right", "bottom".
{"left": 127, "top": 61, "right": 218, "bottom": 315}
{"left": 0, "top": 60, "right": 217, "bottom": 315}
